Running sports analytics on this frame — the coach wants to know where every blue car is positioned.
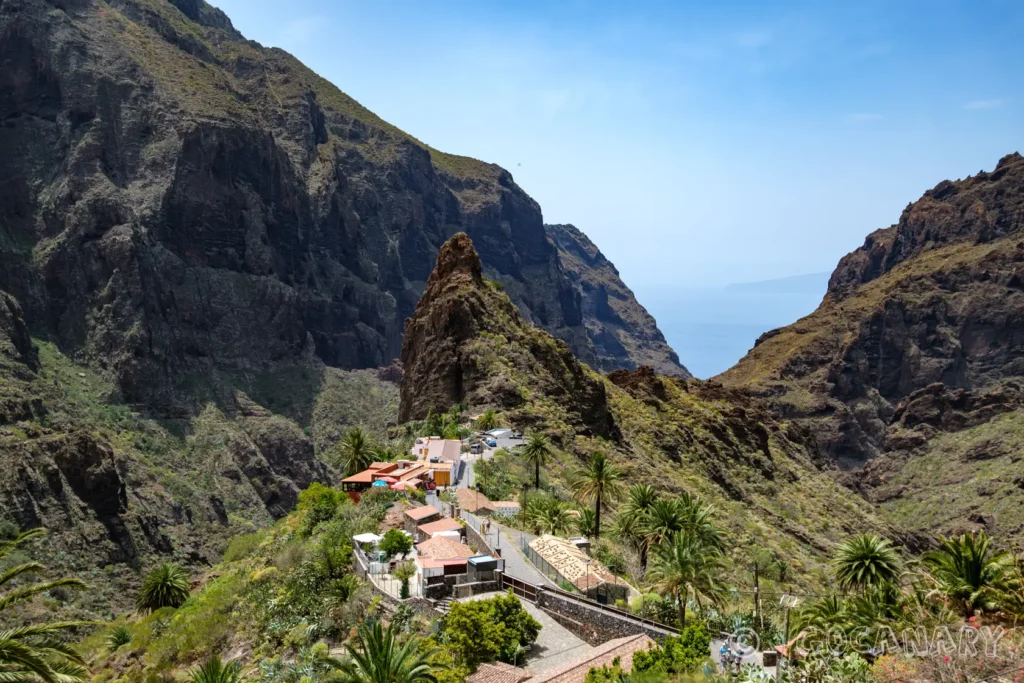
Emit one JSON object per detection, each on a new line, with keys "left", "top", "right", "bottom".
{"left": 485, "top": 438, "right": 497, "bottom": 448}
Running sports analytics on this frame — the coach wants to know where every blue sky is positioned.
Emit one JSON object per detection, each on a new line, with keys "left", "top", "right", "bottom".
{"left": 211, "top": 0, "right": 1021, "bottom": 296}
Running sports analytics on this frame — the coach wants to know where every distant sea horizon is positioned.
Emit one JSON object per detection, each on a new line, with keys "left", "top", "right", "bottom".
{"left": 643, "top": 272, "right": 830, "bottom": 379}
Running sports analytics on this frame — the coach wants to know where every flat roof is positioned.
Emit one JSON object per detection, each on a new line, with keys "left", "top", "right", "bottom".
{"left": 404, "top": 505, "right": 442, "bottom": 521}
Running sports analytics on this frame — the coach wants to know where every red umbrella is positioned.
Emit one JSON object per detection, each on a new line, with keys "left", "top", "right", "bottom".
{"left": 378, "top": 476, "right": 398, "bottom": 483}
{"left": 390, "top": 481, "right": 413, "bottom": 491}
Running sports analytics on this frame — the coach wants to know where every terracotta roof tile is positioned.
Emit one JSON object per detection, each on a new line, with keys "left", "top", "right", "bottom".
{"left": 418, "top": 518, "right": 464, "bottom": 535}
{"left": 416, "top": 535, "right": 475, "bottom": 559}
{"left": 404, "top": 505, "right": 442, "bottom": 521}
{"left": 466, "top": 662, "right": 532, "bottom": 683}
{"left": 528, "top": 634, "right": 655, "bottom": 683}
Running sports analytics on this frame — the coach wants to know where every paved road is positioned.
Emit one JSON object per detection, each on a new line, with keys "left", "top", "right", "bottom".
{"left": 464, "top": 591, "right": 592, "bottom": 673}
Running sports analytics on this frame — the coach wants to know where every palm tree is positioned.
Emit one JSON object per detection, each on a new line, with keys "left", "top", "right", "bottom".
{"left": 0, "top": 528, "right": 89, "bottom": 683}
{"left": 576, "top": 508, "right": 598, "bottom": 539}
{"left": 615, "top": 485, "right": 660, "bottom": 570}
{"left": 923, "top": 531, "right": 1010, "bottom": 617}
{"left": 570, "top": 451, "right": 623, "bottom": 540}
{"left": 833, "top": 534, "right": 901, "bottom": 593}
{"left": 647, "top": 532, "right": 724, "bottom": 626}
{"left": 521, "top": 433, "right": 552, "bottom": 490}
{"left": 475, "top": 410, "right": 499, "bottom": 431}
{"left": 676, "top": 492, "right": 723, "bottom": 552}
{"left": 329, "top": 620, "right": 439, "bottom": 683}
{"left": 642, "top": 499, "right": 685, "bottom": 548}
{"left": 136, "top": 563, "right": 190, "bottom": 614}
{"left": 336, "top": 427, "right": 376, "bottom": 476}
{"left": 188, "top": 657, "right": 242, "bottom": 683}
{"left": 529, "top": 502, "right": 576, "bottom": 537}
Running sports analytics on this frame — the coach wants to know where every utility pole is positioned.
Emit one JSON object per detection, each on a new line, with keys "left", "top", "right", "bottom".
{"left": 753, "top": 562, "right": 761, "bottom": 630}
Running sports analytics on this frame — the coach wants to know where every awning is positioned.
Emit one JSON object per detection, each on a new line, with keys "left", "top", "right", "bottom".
{"left": 371, "top": 480, "right": 388, "bottom": 487}
{"left": 353, "top": 533, "right": 382, "bottom": 544}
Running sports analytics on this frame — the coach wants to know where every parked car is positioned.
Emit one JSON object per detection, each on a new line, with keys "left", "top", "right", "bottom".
{"left": 511, "top": 432, "right": 523, "bottom": 439}
{"left": 470, "top": 443, "right": 483, "bottom": 455}
{"left": 485, "top": 438, "right": 497, "bottom": 448}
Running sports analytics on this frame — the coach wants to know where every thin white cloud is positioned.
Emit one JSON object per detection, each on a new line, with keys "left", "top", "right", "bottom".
{"left": 845, "top": 112, "right": 883, "bottom": 122}
{"left": 963, "top": 98, "right": 1004, "bottom": 111}
{"left": 280, "top": 16, "right": 326, "bottom": 47}
{"left": 734, "top": 29, "right": 773, "bottom": 50}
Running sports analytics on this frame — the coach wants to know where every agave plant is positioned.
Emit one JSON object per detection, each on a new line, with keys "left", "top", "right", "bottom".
{"left": 136, "top": 563, "right": 190, "bottom": 614}
{"left": 106, "top": 625, "right": 133, "bottom": 652}
{"left": 0, "top": 528, "right": 90, "bottom": 683}
{"left": 188, "top": 656, "right": 242, "bottom": 683}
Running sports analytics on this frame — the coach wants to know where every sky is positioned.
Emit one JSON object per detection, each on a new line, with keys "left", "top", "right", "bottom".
{"left": 210, "top": 0, "right": 1021, "bottom": 297}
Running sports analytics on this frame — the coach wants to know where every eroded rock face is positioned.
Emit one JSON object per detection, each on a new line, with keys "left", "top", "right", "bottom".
{"left": 0, "top": 0, "right": 675, "bottom": 418}
{"left": 721, "top": 153, "right": 1024, "bottom": 466}
{"left": 399, "top": 234, "right": 615, "bottom": 439}
{"left": 545, "top": 224, "right": 689, "bottom": 378}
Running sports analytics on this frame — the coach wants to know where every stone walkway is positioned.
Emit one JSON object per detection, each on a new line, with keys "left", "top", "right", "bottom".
{"left": 464, "top": 591, "right": 592, "bottom": 673}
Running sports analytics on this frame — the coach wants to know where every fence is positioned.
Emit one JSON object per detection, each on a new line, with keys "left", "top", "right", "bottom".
{"left": 500, "top": 573, "right": 539, "bottom": 603}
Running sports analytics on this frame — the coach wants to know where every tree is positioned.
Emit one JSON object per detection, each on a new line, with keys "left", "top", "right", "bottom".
{"left": 521, "top": 433, "right": 552, "bottom": 490}
{"left": 379, "top": 530, "right": 413, "bottom": 561}
{"left": 330, "top": 621, "right": 439, "bottom": 683}
{"left": 475, "top": 410, "right": 499, "bottom": 431}
{"left": 833, "top": 534, "right": 901, "bottom": 593}
{"left": 440, "top": 592, "right": 540, "bottom": 668}
{"left": 336, "top": 427, "right": 376, "bottom": 477}
{"left": 0, "top": 529, "right": 89, "bottom": 683}
{"left": 393, "top": 562, "right": 417, "bottom": 600}
{"left": 189, "top": 657, "right": 242, "bottom": 683}
{"left": 576, "top": 508, "right": 598, "bottom": 539}
{"left": 642, "top": 499, "right": 685, "bottom": 549}
{"left": 570, "top": 451, "right": 623, "bottom": 540}
{"left": 923, "top": 531, "right": 1010, "bottom": 617}
{"left": 648, "top": 533, "right": 724, "bottom": 627}
{"left": 137, "top": 563, "right": 190, "bottom": 614}
{"left": 675, "top": 492, "right": 723, "bottom": 552}
{"left": 613, "top": 485, "right": 660, "bottom": 571}
{"left": 423, "top": 409, "right": 445, "bottom": 438}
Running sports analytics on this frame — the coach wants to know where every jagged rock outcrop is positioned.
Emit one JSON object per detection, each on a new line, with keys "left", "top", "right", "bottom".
{"left": 398, "top": 234, "right": 615, "bottom": 438}
{"left": 721, "top": 152, "right": 1024, "bottom": 465}
{"left": 0, "top": 0, "right": 669, "bottom": 418}
{"left": 545, "top": 224, "right": 688, "bottom": 377}
{"left": 720, "top": 152, "right": 1024, "bottom": 543}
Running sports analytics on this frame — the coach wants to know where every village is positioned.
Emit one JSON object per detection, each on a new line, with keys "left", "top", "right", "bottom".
{"left": 338, "top": 426, "right": 770, "bottom": 682}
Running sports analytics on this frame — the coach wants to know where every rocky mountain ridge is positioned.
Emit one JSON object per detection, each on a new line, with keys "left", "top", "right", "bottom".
{"left": 720, "top": 152, "right": 1024, "bottom": 544}
{"left": 400, "top": 233, "right": 892, "bottom": 580}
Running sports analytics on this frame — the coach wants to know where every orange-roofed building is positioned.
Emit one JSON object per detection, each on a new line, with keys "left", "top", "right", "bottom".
{"left": 416, "top": 535, "right": 475, "bottom": 560}
{"left": 416, "top": 517, "right": 464, "bottom": 542}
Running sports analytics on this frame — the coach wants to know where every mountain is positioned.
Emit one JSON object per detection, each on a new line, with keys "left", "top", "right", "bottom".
{"left": 719, "top": 153, "right": 1024, "bottom": 542}
{"left": 402, "top": 233, "right": 892, "bottom": 581}
{"left": 0, "top": 0, "right": 676, "bottom": 416}
{"left": 545, "top": 224, "right": 689, "bottom": 377}
{"left": 0, "top": 0, "right": 682, "bottom": 596}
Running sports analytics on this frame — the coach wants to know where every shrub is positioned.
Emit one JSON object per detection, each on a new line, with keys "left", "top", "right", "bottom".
{"left": 188, "top": 656, "right": 242, "bottom": 683}
{"left": 223, "top": 532, "right": 264, "bottom": 563}
{"left": 297, "top": 483, "right": 345, "bottom": 535}
{"left": 379, "top": 529, "right": 413, "bottom": 561}
{"left": 107, "top": 624, "right": 133, "bottom": 651}
{"left": 440, "top": 591, "right": 541, "bottom": 668}
{"left": 632, "top": 622, "right": 711, "bottom": 675}
{"left": 137, "top": 564, "right": 190, "bottom": 614}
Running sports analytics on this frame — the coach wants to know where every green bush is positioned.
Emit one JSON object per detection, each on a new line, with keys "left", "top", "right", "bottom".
{"left": 297, "top": 483, "right": 345, "bottom": 535}
{"left": 440, "top": 591, "right": 541, "bottom": 668}
{"left": 379, "top": 529, "right": 412, "bottom": 560}
{"left": 223, "top": 532, "right": 265, "bottom": 563}
{"left": 632, "top": 622, "right": 711, "bottom": 675}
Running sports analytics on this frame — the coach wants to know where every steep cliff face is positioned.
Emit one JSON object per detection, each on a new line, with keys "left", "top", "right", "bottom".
{"left": 398, "top": 233, "right": 616, "bottom": 438}
{"left": 545, "top": 224, "right": 689, "bottom": 378}
{"left": 721, "top": 153, "right": 1024, "bottom": 466}
{"left": 0, "top": 0, "right": 682, "bottom": 416}
{"left": 400, "top": 236, "right": 890, "bottom": 578}
{"left": 720, "top": 152, "right": 1024, "bottom": 540}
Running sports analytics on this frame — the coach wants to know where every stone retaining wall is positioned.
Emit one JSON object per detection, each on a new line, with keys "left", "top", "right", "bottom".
{"left": 536, "top": 587, "right": 676, "bottom": 644}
